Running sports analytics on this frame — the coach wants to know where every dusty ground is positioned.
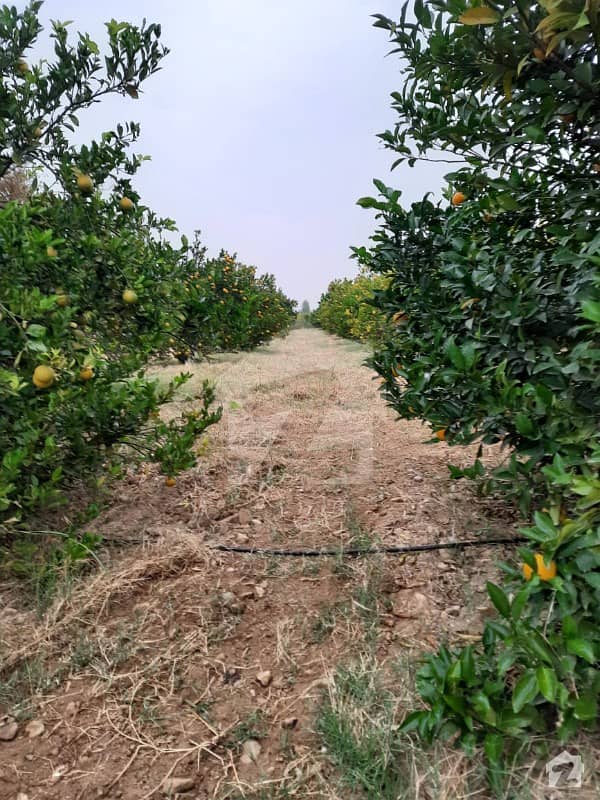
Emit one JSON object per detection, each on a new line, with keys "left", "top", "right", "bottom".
{"left": 1, "top": 328, "right": 585, "bottom": 799}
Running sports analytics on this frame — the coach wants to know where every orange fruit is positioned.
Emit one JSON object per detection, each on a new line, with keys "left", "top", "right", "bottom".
{"left": 46, "top": 245, "right": 58, "bottom": 258}
{"left": 34, "top": 126, "right": 43, "bottom": 139}
{"left": 79, "top": 366, "right": 94, "bottom": 381}
{"left": 165, "top": 477, "right": 176, "bottom": 488}
{"left": 122, "top": 289, "right": 138, "bottom": 304}
{"left": 523, "top": 553, "right": 557, "bottom": 581}
{"left": 56, "top": 292, "right": 69, "bottom": 307}
{"left": 451, "top": 191, "right": 466, "bottom": 206}
{"left": 119, "top": 196, "right": 134, "bottom": 212}
{"left": 77, "top": 174, "right": 94, "bottom": 195}
{"left": 33, "top": 365, "right": 56, "bottom": 389}
{"left": 435, "top": 429, "right": 446, "bottom": 441}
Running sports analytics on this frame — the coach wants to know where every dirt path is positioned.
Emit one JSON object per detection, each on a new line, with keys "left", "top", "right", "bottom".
{"left": 0, "top": 329, "right": 518, "bottom": 799}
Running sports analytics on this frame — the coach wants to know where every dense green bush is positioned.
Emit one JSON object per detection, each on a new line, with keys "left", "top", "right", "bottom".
{"left": 313, "top": 273, "right": 389, "bottom": 343}
{"left": 176, "top": 241, "right": 296, "bottom": 356}
{"left": 356, "top": 0, "right": 600, "bottom": 777}
{"left": 0, "top": 4, "right": 224, "bottom": 538}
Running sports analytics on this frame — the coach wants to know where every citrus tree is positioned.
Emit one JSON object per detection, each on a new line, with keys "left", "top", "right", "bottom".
{"left": 176, "top": 240, "right": 297, "bottom": 356}
{"left": 0, "top": 3, "right": 222, "bottom": 543}
{"left": 313, "top": 273, "right": 390, "bottom": 342}
{"left": 356, "top": 0, "right": 600, "bottom": 781}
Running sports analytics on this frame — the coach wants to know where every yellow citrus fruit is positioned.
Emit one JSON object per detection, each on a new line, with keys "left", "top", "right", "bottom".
{"left": 46, "top": 245, "right": 58, "bottom": 258}
{"left": 32, "top": 365, "right": 56, "bottom": 389}
{"left": 451, "top": 191, "right": 466, "bottom": 206}
{"left": 523, "top": 553, "right": 557, "bottom": 581}
{"left": 16, "top": 59, "right": 28, "bottom": 75}
{"left": 56, "top": 292, "right": 70, "bottom": 307}
{"left": 79, "top": 366, "right": 94, "bottom": 381}
{"left": 77, "top": 174, "right": 94, "bottom": 194}
{"left": 122, "top": 289, "right": 138, "bottom": 304}
{"left": 165, "top": 477, "right": 176, "bottom": 488}
{"left": 119, "top": 196, "right": 134, "bottom": 212}
{"left": 34, "top": 126, "right": 43, "bottom": 139}
{"left": 435, "top": 429, "right": 446, "bottom": 441}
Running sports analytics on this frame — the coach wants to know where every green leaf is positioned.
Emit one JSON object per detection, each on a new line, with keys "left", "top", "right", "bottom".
{"left": 510, "top": 587, "right": 529, "bottom": 621}
{"left": 536, "top": 666, "right": 558, "bottom": 703}
{"left": 574, "top": 694, "right": 597, "bottom": 721}
{"left": 487, "top": 582, "right": 510, "bottom": 619}
{"left": 445, "top": 338, "right": 466, "bottom": 369}
{"left": 515, "top": 413, "right": 535, "bottom": 437}
{"left": 581, "top": 299, "right": 600, "bottom": 323}
{"left": 533, "top": 511, "right": 558, "bottom": 541}
{"left": 471, "top": 691, "right": 497, "bottom": 724}
{"left": 512, "top": 670, "right": 539, "bottom": 713}
{"left": 484, "top": 732, "right": 504, "bottom": 764}
{"left": 566, "top": 639, "right": 596, "bottom": 664}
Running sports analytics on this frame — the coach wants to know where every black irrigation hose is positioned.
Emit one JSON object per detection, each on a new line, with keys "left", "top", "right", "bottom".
{"left": 211, "top": 536, "right": 527, "bottom": 558}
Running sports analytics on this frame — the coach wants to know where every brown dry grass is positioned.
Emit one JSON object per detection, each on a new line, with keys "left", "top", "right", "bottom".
{"left": 1, "top": 329, "right": 596, "bottom": 799}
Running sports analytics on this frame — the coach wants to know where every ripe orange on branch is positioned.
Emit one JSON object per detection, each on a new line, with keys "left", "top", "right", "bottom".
{"left": 522, "top": 553, "right": 557, "bottom": 581}
{"left": 76, "top": 174, "right": 94, "bottom": 195}
{"left": 122, "top": 289, "right": 138, "bottom": 304}
{"left": 33, "top": 365, "right": 56, "bottom": 389}
{"left": 451, "top": 191, "right": 466, "bottom": 206}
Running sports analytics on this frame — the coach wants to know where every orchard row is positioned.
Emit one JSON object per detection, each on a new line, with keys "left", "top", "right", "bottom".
{"left": 0, "top": 4, "right": 295, "bottom": 539}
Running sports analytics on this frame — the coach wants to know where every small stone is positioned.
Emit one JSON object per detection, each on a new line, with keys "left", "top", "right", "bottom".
{"left": 253, "top": 585, "right": 266, "bottom": 599}
{"left": 240, "top": 739, "right": 261, "bottom": 764}
{"left": 0, "top": 721, "right": 18, "bottom": 741}
{"left": 17, "top": 794, "right": 29, "bottom": 800}
{"left": 237, "top": 509, "right": 251, "bottom": 525}
{"left": 282, "top": 717, "right": 298, "bottom": 730}
{"left": 25, "top": 720, "right": 45, "bottom": 739}
{"left": 413, "top": 474, "right": 424, "bottom": 483}
{"left": 446, "top": 605, "right": 461, "bottom": 617}
{"left": 256, "top": 670, "right": 272, "bottom": 688}
{"left": 162, "top": 776, "right": 195, "bottom": 794}
{"left": 251, "top": 518, "right": 262, "bottom": 526}
{"left": 236, "top": 533, "right": 249, "bottom": 544}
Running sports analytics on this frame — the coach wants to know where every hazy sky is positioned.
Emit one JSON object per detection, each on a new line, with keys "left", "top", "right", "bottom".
{"left": 30, "top": 1, "right": 446, "bottom": 306}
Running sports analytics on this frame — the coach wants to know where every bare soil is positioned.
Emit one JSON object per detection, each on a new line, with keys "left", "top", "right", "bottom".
{"left": 0, "top": 328, "right": 525, "bottom": 799}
